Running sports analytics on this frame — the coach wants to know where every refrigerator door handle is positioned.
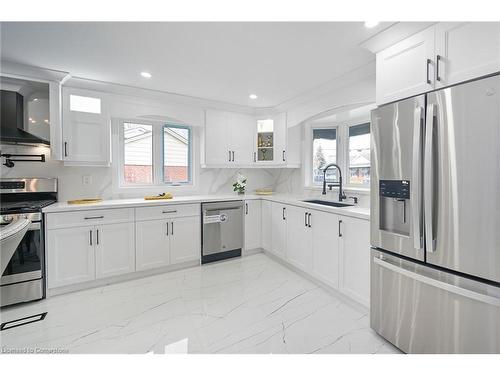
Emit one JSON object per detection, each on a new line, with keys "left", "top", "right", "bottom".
{"left": 412, "top": 106, "right": 424, "bottom": 251}
{"left": 424, "top": 103, "right": 436, "bottom": 253}
{"left": 373, "top": 256, "right": 500, "bottom": 307}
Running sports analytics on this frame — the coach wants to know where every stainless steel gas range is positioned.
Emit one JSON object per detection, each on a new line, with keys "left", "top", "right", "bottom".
{"left": 0, "top": 178, "right": 57, "bottom": 307}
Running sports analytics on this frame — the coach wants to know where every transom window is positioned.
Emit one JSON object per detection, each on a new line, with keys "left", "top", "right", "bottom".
{"left": 121, "top": 121, "right": 192, "bottom": 186}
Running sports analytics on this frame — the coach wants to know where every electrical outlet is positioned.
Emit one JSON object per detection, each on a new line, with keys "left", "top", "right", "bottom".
{"left": 82, "top": 175, "right": 92, "bottom": 185}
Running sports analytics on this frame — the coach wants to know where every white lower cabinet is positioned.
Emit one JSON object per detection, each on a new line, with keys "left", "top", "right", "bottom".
{"left": 311, "top": 210, "right": 340, "bottom": 289}
{"left": 47, "top": 226, "right": 96, "bottom": 288}
{"left": 244, "top": 200, "right": 261, "bottom": 251}
{"left": 286, "top": 205, "right": 312, "bottom": 272}
{"left": 261, "top": 200, "right": 272, "bottom": 251}
{"left": 95, "top": 222, "right": 135, "bottom": 279}
{"left": 135, "top": 219, "right": 170, "bottom": 271}
{"left": 339, "top": 216, "right": 370, "bottom": 306}
{"left": 136, "top": 215, "right": 200, "bottom": 271}
{"left": 271, "top": 202, "right": 287, "bottom": 258}
{"left": 169, "top": 216, "right": 201, "bottom": 264}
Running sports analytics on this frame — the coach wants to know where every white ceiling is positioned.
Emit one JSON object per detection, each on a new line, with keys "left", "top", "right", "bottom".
{"left": 0, "top": 22, "right": 390, "bottom": 107}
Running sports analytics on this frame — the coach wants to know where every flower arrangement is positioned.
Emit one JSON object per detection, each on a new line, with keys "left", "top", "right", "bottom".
{"left": 232, "top": 173, "right": 247, "bottom": 194}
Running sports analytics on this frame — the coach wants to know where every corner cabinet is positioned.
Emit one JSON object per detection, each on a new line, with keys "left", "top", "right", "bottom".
{"left": 203, "top": 110, "right": 299, "bottom": 168}
{"left": 376, "top": 22, "right": 500, "bottom": 105}
{"left": 61, "top": 87, "right": 111, "bottom": 166}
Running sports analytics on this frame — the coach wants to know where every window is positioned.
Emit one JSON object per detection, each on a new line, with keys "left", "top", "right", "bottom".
{"left": 123, "top": 123, "right": 153, "bottom": 184}
{"left": 312, "top": 128, "right": 337, "bottom": 184}
{"left": 163, "top": 125, "right": 191, "bottom": 184}
{"left": 69, "top": 94, "right": 101, "bottom": 114}
{"left": 310, "top": 122, "right": 370, "bottom": 188}
{"left": 348, "top": 123, "right": 371, "bottom": 185}
{"left": 120, "top": 121, "right": 192, "bottom": 186}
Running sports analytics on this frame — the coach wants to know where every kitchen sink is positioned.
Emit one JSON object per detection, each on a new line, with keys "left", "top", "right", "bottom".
{"left": 302, "top": 199, "right": 354, "bottom": 208}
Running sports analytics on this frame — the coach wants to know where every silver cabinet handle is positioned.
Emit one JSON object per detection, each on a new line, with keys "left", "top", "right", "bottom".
{"left": 412, "top": 106, "right": 424, "bottom": 251}
{"left": 424, "top": 103, "right": 436, "bottom": 253}
{"left": 64, "top": 142, "right": 68, "bottom": 157}
{"left": 166, "top": 222, "right": 169, "bottom": 236}
{"left": 426, "top": 58, "right": 432, "bottom": 85}
{"left": 84, "top": 216, "right": 104, "bottom": 220}
{"left": 308, "top": 213, "right": 312, "bottom": 228}
{"left": 171, "top": 221, "right": 174, "bottom": 236}
{"left": 338, "top": 220, "right": 342, "bottom": 237}
{"left": 89, "top": 229, "right": 93, "bottom": 246}
{"left": 436, "top": 54, "right": 441, "bottom": 82}
{"left": 162, "top": 210, "right": 177, "bottom": 214}
{"left": 374, "top": 257, "right": 500, "bottom": 307}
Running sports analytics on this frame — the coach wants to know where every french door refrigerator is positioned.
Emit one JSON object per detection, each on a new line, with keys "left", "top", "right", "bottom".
{"left": 370, "top": 73, "right": 500, "bottom": 354}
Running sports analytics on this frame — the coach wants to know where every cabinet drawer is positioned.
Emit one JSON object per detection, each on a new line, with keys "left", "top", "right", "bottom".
{"left": 135, "top": 203, "right": 200, "bottom": 221}
{"left": 46, "top": 208, "right": 134, "bottom": 229}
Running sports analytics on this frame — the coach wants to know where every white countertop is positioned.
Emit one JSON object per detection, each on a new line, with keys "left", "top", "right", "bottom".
{"left": 43, "top": 194, "right": 370, "bottom": 220}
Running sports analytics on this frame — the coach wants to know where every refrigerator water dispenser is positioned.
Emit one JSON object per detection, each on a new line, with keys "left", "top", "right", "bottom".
{"left": 379, "top": 180, "right": 410, "bottom": 236}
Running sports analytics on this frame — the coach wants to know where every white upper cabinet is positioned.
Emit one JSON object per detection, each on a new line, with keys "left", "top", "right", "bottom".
{"left": 377, "top": 22, "right": 500, "bottom": 105}
{"left": 62, "top": 87, "right": 111, "bottom": 166}
{"left": 204, "top": 109, "right": 254, "bottom": 166}
{"left": 255, "top": 112, "right": 287, "bottom": 165}
{"left": 435, "top": 22, "right": 500, "bottom": 88}
{"left": 376, "top": 26, "right": 435, "bottom": 105}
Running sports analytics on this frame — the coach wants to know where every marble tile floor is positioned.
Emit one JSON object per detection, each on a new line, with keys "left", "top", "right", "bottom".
{"left": 0, "top": 254, "right": 400, "bottom": 354}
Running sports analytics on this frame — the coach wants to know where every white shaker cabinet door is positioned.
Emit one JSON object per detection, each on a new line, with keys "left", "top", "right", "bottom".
{"left": 228, "top": 112, "right": 255, "bottom": 165}
{"left": 271, "top": 203, "right": 287, "bottom": 259}
{"left": 170, "top": 216, "right": 201, "bottom": 264}
{"left": 244, "top": 200, "right": 262, "bottom": 251}
{"left": 261, "top": 200, "right": 272, "bottom": 251}
{"left": 312, "top": 210, "right": 340, "bottom": 289}
{"left": 339, "top": 216, "right": 370, "bottom": 307}
{"left": 286, "top": 205, "right": 312, "bottom": 272}
{"left": 205, "top": 109, "right": 230, "bottom": 165}
{"left": 435, "top": 22, "right": 500, "bottom": 88}
{"left": 376, "top": 26, "right": 435, "bottom": 105}
{"left": 95, "top": 222, "right": 135, "bottom": 279}
{"left": 47, "top": 227, "right": 96, "bottom": 288}
{"left": 135, "top": 219, "right": 170, "bottom": 271}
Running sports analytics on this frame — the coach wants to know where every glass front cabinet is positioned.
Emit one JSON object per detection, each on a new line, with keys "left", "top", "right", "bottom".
{"left": 254, "top": 113, "right": 287, "bottom": 165}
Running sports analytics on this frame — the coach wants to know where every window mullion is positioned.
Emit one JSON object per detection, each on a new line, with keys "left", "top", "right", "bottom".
{"left": 153, "top": 125, "right": 163, "bottom": 185}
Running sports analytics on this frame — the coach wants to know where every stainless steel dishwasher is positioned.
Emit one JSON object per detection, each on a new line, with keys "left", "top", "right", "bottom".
{"left": 202, "top": 201, "right": 243, "bottom": 264}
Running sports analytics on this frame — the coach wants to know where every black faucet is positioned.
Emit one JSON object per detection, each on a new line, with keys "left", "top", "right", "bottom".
{"left": 322, "top": 163, "right": 347, "bottom": 202}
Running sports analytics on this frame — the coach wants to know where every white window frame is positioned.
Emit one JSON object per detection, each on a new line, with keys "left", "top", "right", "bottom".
{"left": 306, "top": 119, "right": 371, "bottom": 190}
{"left": 115, "top": 118, "right": 195, "bottom": 190}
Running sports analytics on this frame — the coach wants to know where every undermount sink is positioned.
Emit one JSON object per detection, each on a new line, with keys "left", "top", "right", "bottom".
{"left": 302, "top": 199, "right": 354, "bottom": 208}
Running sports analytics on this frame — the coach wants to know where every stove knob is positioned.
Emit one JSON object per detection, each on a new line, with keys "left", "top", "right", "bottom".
{"left": 2, "top": 215, "right": 14, "bottom": 224}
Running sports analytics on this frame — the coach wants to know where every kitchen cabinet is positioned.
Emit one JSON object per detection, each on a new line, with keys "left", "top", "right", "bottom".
{"left": 204, "top": 109, "right": 254, "bottom": 166}
{"left": 255, "top": 112, "right": 287, "bottom": 165}
{"left": 261, "top": 200, "right": 272, "bottom": 251}
{"left": 244, "top": 200, "right": 262, "bottom": 251}
{"left": 135, "top": 219, "right": 170, "bottom": 271}
{"left": 95, "top": 222, "right": 135, "bottom": 279}
{"left": 376, "top": 22, "right": 500, "bottom": 105}
{"left": 47, "top": 226, "right": 95, "bottom": 288}
{"left": 62, "top": 87, "right": 111, "bottom": 166}
{"left": 271, "top": 202, "right": 287, "bottom": 259}
{"left": 376, "top": 26, "right": 435, "bottom": 105}
{"left": 311, "top": 210, "right": 340, "bottom": 289}
{"left": 435, "top": 22, "right": 500, "bottom": 88}
{"left": 136, "top": 215, "right": 200, "bottom": 271}
{"left": 169, "top": 216, "right": 201, "bottom": 264}
{"left": 286, "top": 205, "right": 312, "bottom": 272}
{"left": 339, "top": 216, "right": 370, "bottom": 306}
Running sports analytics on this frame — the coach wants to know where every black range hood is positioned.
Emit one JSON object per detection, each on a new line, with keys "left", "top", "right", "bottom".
{"left": 0, "top": 90, "right": 50, "bottom": 146}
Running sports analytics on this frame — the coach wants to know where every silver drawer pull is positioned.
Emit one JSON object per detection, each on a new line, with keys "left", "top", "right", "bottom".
{"left": 162, "top": 210, "right": 177, "bottom": 214}
{"left": 84, "top": 216, "right": 104, "bottom": 220}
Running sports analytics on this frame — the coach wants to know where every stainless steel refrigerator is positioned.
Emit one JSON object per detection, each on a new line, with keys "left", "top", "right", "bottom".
{"left": 370, "top": 74, "right": 500, "bottom": 353}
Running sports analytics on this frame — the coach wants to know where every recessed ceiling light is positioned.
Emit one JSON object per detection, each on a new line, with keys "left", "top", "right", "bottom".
{"left": 364, "top": 21, "right": 379, "bottom": 28}
{"left": 33, "top": 98, "right": 38, "bottom": 101}
{"left": 249, "top": 94, "right": 258, "bottom": 100}
{"left": 140, "top": 71, "right": 152, "bottom": 79}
